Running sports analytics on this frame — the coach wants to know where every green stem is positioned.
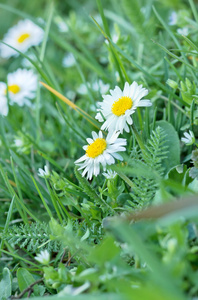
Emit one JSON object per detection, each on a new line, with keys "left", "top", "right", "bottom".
{"left": 131, "top": 124, "right": 146, "bottom": 153}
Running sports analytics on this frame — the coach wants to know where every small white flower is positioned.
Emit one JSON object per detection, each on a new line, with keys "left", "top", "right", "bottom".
{"left": 35, "top": 250, "right": 50, "bottom": 265}
{"left": 112, "top": 33, "right": 119, "bottom": 44}
{"left": 0, "top": 19, "right": 44, "bottom": 59}
{"left": 181, "top": 130, "right": 195, "bottom": 145}
{"left": 0, "top": 69, "right": 38, "bottom": 107}
{"left": 62, "top": 53, "right": 76, "bottom": 68}
{"left": 177, "top": 27, "right": 189, "bottom": 36}
{"left": 92, "top": 80, "right": 110, "bottom": 94}
{"left": 14, "top": 138, "right": 23, "bottom": 147}
{"left": 38, "top": 165, "right": 50, "bottom": 177}
{"left": 103, "top": 169, "right": 117, "bottom": 179}
{"left": 75, "top": 131, "right": 126, "bottom": 180}
{"left": 54, "top": 17, "right": 69, "bottom": 32}
{"left": 169, "top": 11, "right": 177, "bottom": 25}
{"left": 77, "top": 83, "right": 88, "bottom": 95}
{"left": 95, "top": 81, "right": 152, "bottom": 134}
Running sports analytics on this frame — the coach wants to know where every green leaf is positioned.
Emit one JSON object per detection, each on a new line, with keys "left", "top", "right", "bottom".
{"left": 17, "top": 268, "right": 40, "bottom": 297}
{"left": 0, "top": 267, "right": 12, "bottom": 299}
{"left": 89, "top": 236, "right": 120, "bottom": 266}
{"left": 156, "top": 121, "right": 180, "bottom": 173}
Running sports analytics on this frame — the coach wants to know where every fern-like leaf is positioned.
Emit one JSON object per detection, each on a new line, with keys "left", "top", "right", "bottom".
{"left": 128, "top": 126, "right": 168, "bottom": 209}
{"left": 1, "top": 222, "right": 61, "bottom": 252}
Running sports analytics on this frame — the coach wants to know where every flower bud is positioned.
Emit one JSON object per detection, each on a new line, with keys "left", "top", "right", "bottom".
{"left": 166, "top": 79, "right": 178, "bottom": 89}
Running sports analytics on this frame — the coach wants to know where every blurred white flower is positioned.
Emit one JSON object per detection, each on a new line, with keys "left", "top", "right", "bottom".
{"left": 63, "top": 53, "right": 76, "bottom": 68}
{"left": 0, "top": 86, "right": 9, "bottom": 116}
{"left": 14, "top": 138, "right": 23, "bottom": 147}
{"left": 112, "top": 33, "right": 119, "bottom": 44}
{"left": 103, "top": 169, "right": 117, "bottom": 179}
{"left": 169, "top": 11, "right": 177, "bottom": 25}
{"left": 177, "top": 27, "right": 189, "bottom": 36}
{"left": 0, "top": 69, "right": 38, "bottom": 107}
{"left": 0, "top": 19, "right": 44, "bottom": 59}
{"left": 35, "top": 250, "right": 50, "bottom": 265}
{"left": 38, "top": 165, "right": 50, "bottom": 177}
{"left": 92, "top": 80, "right": 110, "bottom": 94}
{"left": 77, "top": 83, "right": 88, "bottom": 95}
{"left": 181, "top": 130, "right": 195, "bottom": 145}
{"left": 54, "top": 16, "right": 69, "bottom": 33}
{"left": 58, "top": 282, "right": 90, "bottom": 296}
{"left": 77, "top": 80, "right": 109, "bottom": 96}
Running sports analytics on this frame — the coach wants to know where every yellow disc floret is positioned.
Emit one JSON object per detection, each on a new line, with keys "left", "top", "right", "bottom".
{"left": 8, "top": 84, "right": 21, "bottom": 94}
{"left": 86, "top": 138, "right": 107, "bottom": 158}
{"left": 111, "top": 96, "right": 133, "bottom": 116}
{"left": 17, "top": 33, "right": 30, "bottom": 43}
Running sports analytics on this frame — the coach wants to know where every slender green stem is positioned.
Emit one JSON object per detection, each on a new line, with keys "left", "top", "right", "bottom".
{"left": 45, "top": 178, "right": 63, "bottom": 223}
{"left": 137, "top": 108, "right": 143, "bottom": 130}
{"left": 31, "top": 176, "right": 53, "bottom": 218}
{"left": 117, "top": 171, "right": 134, "bottom": 188}
{"left": 131, "top": 124, "right": 146, "bottom": 153}
{"left": 189, "top": 0, "right": 198, "bottom": 24}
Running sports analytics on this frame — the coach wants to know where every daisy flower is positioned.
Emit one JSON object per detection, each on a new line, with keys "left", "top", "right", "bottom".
{"left": 0, "top": 19, "right": 44, "bottom": 59}
{"left": 181, "top": 130, "right": 195, "bottom": 145}
{"left": 1, "top": 69, "right": 37, "bottom": 106}
{"left": 95, "top": 82, "right": 152, "bottom": 133}
{"left": 75, "top": 131, "right": 126, "bottom": 180}
{"left": 35, "top": 250, "right": 50, "bottom": 265}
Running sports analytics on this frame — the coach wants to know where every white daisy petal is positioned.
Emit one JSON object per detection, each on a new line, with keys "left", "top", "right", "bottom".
{"left": 92, "top": 131, "right": 98, "bottom": 140}
{"left": 95, "top": 112, "right": 104, "bottom": 122}
{"left": 75, "top": 154, "right": 87, "bottom": 163}
{"left": 123, "top": 82, "right": 130, "bottom": 96}
{"left": 86, "top": 138, "right": 93, "bottom": 144}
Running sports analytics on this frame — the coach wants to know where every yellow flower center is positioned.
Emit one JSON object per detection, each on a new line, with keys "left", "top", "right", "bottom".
{"left": 8, "top": 84, "right": 21, "bottom": 94}
{"left": 86, "top": 138, "right": 107, "bottom": 158}
{"left": 17, "top": 33, "right": 30, "bottom": 43}
{"left": 111, "top": 96, "right": 133, "bottom": 116}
